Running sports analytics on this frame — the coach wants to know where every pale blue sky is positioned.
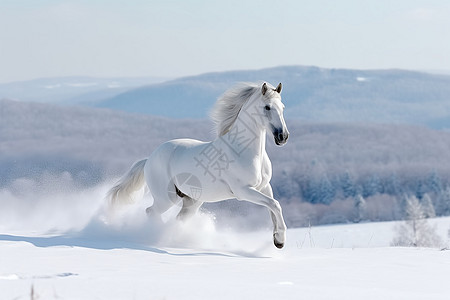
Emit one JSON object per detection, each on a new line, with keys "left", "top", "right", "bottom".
{"left": 0, "top": 0, "right": 449, "bottom": 83}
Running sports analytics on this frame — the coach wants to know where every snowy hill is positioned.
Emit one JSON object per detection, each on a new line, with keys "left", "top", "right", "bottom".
{"left": 95, "top": 66, "right": 450, "bottom": 129}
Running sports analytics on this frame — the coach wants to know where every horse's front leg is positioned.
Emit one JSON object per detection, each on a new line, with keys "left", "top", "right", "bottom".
{"left": 260, "top": 184, "right": 283, "bottom": 243}
{"left": 232, "top": 185, "right": 287, "bottom": 248}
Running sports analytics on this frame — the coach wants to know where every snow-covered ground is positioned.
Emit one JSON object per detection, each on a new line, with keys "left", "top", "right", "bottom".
{"left": 1, "top": 182, "right": 449, "bottom": 300}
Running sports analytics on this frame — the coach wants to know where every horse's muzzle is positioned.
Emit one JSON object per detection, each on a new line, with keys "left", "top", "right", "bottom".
{"left": 273, "top": 128, "right": 289, "bottom": 146}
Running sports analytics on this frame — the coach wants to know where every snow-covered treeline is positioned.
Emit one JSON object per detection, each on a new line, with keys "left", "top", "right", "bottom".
{"left": 268, "top": 123, "right": 450, "bottom": 225}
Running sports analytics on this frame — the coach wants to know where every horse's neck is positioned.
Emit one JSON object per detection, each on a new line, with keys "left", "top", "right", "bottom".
{"left": 219, "top": 108, "right": 266, "bottom": 157}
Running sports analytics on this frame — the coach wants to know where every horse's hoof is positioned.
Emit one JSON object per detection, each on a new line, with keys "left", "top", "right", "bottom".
{"left": 145, "top": 207, "right": 152, "bottom": 215}
{"left": 274, "top": 240, "right": 284, "bottom": 249}
{"left": 273, "top": 234, "right": 284, "bottom": 249}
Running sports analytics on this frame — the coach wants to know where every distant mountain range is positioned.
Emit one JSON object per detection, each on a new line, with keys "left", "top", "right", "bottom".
{"left": 0, "top": 76, "right": 168, "bottom": 104}
{"left": 1, "top": 66, "right": 450, "bottom": 129}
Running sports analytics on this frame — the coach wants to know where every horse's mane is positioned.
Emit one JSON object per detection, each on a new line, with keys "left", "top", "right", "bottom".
{"left": 210, "top": 82, "right": 259, "bottom": 136}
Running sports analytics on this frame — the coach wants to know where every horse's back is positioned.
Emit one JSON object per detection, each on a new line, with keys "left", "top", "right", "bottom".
{"left": 166, "top": 138, "right": 207, "bottom": 150}
{"left": 164, "top": 138, "right": 209, "bottom": 172}
{"left": 146, "top": 138, "right": 206, "bottom": 169}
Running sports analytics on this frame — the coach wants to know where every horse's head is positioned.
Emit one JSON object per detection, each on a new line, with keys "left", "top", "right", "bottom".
{"left": 255, "top": 82, "right": 289, "bottom": 146}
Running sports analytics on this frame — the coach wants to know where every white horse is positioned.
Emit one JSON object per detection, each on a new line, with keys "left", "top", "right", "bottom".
{"left": 108, "top": 82, "right": 290, "bottom": 248}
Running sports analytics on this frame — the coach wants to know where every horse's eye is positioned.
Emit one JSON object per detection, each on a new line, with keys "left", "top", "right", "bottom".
{"left": 264, "top": 105, "right": 271, "bottom": 111}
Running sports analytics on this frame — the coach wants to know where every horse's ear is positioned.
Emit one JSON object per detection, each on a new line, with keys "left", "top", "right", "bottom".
{"left": 262, "top": 82, "right": 268, "bottom": 95}
{"left": 275, "top": 83, "right": 282, "bottom": 94}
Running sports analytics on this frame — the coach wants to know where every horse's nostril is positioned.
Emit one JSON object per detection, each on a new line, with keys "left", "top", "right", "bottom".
{"left": 278, "top": 132, "right": 283, "bottom": 141}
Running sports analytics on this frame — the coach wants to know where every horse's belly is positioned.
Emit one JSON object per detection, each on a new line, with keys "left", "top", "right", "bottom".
{"left": 171, "top": 162, "right": 235, "bottom": 202}
{"left": 197, "top": 180, "right": 234, "bottom": 202}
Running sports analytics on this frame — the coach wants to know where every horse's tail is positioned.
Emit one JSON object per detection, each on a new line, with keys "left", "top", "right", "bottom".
{"left": 107, "top": 159, "right": 147, "bottom": 207}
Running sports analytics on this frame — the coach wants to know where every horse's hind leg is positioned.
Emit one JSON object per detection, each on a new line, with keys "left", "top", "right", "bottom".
{"left": 177, "top": 196, "right": 203, "bottom": 221}
{"left": 145, "top": 206, "right": 163, "bottom": 223}
{"left": 144, "top": 182, "right": 178, "bottom": 223}
{"left": 145, "top": 188, "right": 178, "bottom": 222}
{"left": 144, "top": 152, "right": 178, "bottom": 222}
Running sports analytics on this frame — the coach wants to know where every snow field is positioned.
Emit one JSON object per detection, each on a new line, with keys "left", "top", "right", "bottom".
{"left": 1, "top": 226, "right": 449, "bottom": 300}
{"left": 1, "top": 183, "right": 449, "bottom": 299}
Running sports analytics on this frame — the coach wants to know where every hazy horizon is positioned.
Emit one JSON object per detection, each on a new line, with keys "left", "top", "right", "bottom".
{"left": 1, "top": 64, "right": 450, "bottom": 85}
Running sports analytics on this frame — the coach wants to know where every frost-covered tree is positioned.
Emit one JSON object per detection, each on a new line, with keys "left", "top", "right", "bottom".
{"left": 341, "top": 171, "right": 356, "bottom": 198}
{"left": 384, "top": 173, "right": 402, "bottom": 196}
{"left": 273, "top": 170, "right": 299, "bottom": 202}
{"left": 391, "top": 195, "right": 441, "bottom": 247}
{"left": 437, "top": 186, "right": 450, "bottom": 216}
{"left": 353, "top": 194, "right": 366, "bottom": 223}
{"left": 415, "top": 179, "right": 427, "bottom": 200}
{"left": 362, "top": 174, "right": 381, "bottom": 198}
{"left": 398, "top": 193, "right": 410, "bottom": 219}
{"left": 427, "top": 171, "right": 442, "bottom": 195}
{"left": 420, "top": 193, "right": 435, "bottom": 218}
{"left": 318, "top": 176, "right": 335, "bottom": 205}
{"left": 301, "top": 177, "right": 318, "bottom": 204}
{"left": 302, "top": 175, "right": 336, "bottom": 205}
